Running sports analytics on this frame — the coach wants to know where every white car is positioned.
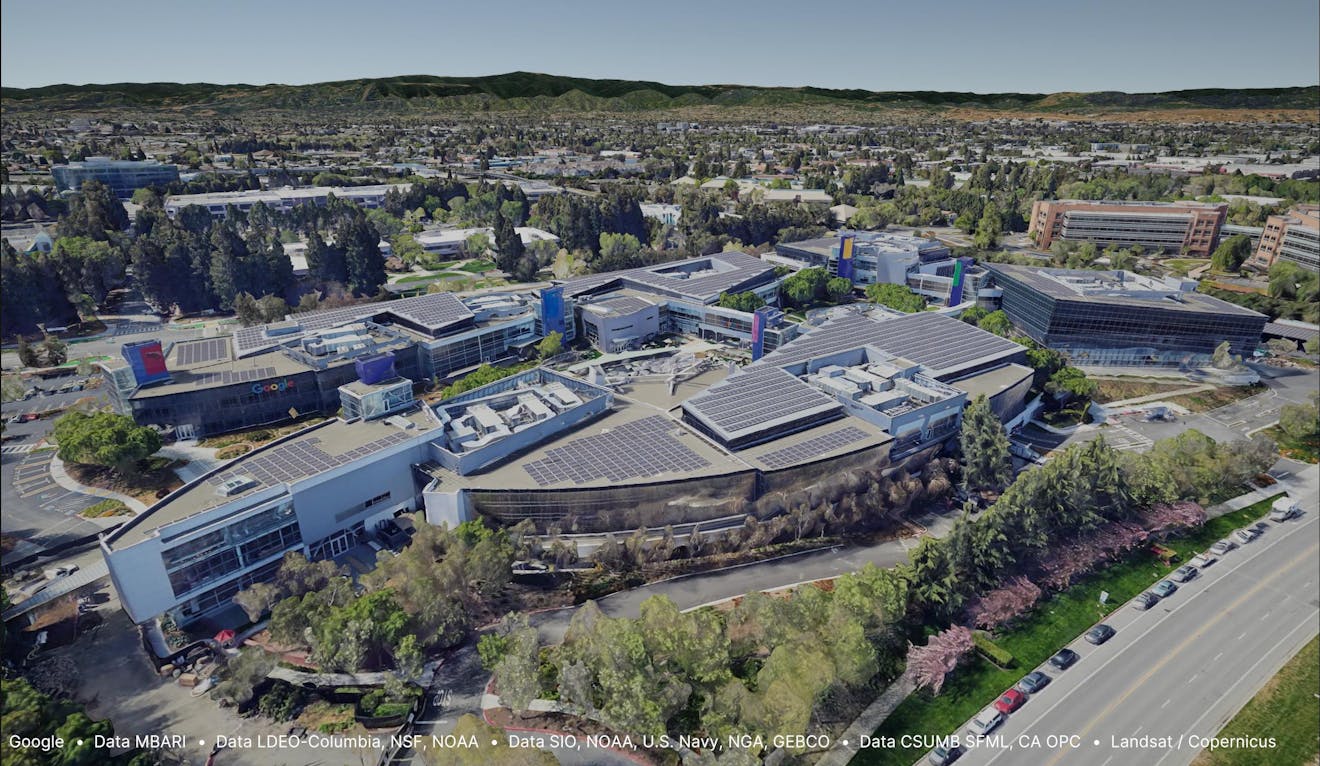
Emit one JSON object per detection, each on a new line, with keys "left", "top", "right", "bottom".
{"left": 968, "top": 708, "right": 1006, "bottom": 737}
{"left": 1232, "top": 527, "right": 1260, "bottom": 545}
{"left": 1209, "top": 539, "right": 1237, "bottom": 556}
{"left": 1190, "top": 553, "right": 1217, "bottom": 569}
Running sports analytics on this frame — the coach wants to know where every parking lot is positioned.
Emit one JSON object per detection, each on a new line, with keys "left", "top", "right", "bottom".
{"left": 1, "top": 450, "right": 106, "bottom": 562}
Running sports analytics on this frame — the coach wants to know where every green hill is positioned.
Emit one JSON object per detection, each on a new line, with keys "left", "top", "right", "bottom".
{"left": 2, "top": 71, "right": 1315, "bottom": 115}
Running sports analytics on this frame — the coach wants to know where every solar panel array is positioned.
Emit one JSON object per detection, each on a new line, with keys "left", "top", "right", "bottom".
{"left": 594, "top": 295, "right": 654, "bottom": 315}
{"left": 522, "top": 415, "right": 710, "bottom": 487}
{"left": 389, "top": 293, "right": 474, "bottom": 331}
{"left": 757, "top": 426, "right": 870, "bottom": 469}
{"left": 193, "top": 367, "right": 277, "bottom": 387}
{"left": 207, "top": 430, "right": 413, "bottom": 490}
{"left": 760, "top": 312, "right": 1023, "bottom": 376}
{"left": 683, "top": 366, "right": 840, "bottom": 438}
{"left": 175, "top": 338, "right": 230, "bottom": 366}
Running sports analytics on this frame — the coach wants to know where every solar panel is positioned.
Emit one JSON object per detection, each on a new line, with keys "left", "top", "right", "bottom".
{"left": 194, "top": 367, "right": 279, "bottom": 387}
{"left": 759, "top": 312, "right": 1023, "bottom": 376}
{"left": 175, "top": 337, "right": 230, "bottom": 366}
{"left": 683, "top": 366, "right": 841, "bottom": 439}
{"left": 522, "top": 415, "right": 710, "bottom": 487}
{"left": 207, "top": 430, "right": 413, "bottom": 490}
{"left": 757, "top": 426, "right": 869, "bottom": 469}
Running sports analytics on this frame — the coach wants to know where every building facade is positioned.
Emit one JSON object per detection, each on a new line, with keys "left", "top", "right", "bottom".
{"left": 1029, "top": 200, "right": 1228, "bottom": 256}
{"left": 986, "top": 264, "right": 1267, "bottom": 365}
{"left": 1246, "top": 204, "right": 1320, "bottom": 271}
{"left": 52, "top": 158, "right": 180, "bottom": 198}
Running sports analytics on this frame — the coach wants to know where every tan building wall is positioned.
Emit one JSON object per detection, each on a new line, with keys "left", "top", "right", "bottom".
{"left": 1029, "top": 200, "right": 1227, "bottom": 256}
{"left": 1247, "top": 204, "right": 1320, "bottom": 271}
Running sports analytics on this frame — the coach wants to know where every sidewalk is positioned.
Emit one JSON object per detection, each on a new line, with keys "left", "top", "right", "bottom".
{"left": 48, "top": 454, "right": 149, "bottom": 514}
{"left": 817, "top": 675, "right": 917, "bottom": 766}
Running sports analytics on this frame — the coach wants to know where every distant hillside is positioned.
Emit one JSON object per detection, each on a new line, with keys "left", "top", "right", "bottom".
{"left": 2, "top": 72, "right": 1316, "bottom": 116}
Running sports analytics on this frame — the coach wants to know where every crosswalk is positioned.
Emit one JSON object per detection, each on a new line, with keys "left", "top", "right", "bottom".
{"left": 1105, "top": 424, "right": 1155, "bottom": 452}
{"left": 1, "top": 444, "right": 39, "bottom": 455}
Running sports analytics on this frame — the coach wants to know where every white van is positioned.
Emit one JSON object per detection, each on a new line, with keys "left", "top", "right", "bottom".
{"left": 1269, "top": 496, "right": 1301, "bottom": 523}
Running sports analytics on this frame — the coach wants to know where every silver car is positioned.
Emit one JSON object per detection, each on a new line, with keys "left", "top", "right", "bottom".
{"left": 968, "top": 708, "right": 1006, "bottom": 737}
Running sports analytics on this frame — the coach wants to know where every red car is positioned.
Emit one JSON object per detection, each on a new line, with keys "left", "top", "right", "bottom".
{"left": 993, "top": 688, "right": 1026, "bottom": 714}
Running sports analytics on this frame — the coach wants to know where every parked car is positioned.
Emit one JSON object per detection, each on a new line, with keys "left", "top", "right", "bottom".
{"left": 1048, "top": 648, "right": 1080, "bottom": 670}
{"left": 994, "top": 688, "right": 1027, "bottom": 713}
{"left": 968, "top": 708, "right": 1006, "bottom": 737}
{"left": 927, "top": 744, "right": 964, "bottom": 765}
{"left": 1269, "top": 496, "right": 1301, "bottom": 522}
{"left": 1016, "top": 671, "right": 1052, "bottom": 694}
{"left": 1233, "top": 527, "right": 1260, "bottom": 545}
{"left": 1132, "top": 592, "right": 1160, "bottom": 610}
{"left": 1152, "top": 580, "right": 1179, "bottom": 598}
{"left": 1209, "top": 539, "right": 1237, "bottom": 556}
{"left": 1084, "top": 624, "right": 1116, "bottom": 645}
{"left": 1190, "top": 553, "right": 1217, "bottom": 569}
{"left": 1171, "top": 565, "right": 1199, "bottom": 583}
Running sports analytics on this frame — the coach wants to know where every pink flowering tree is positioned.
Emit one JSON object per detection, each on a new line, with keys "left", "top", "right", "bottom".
{"left": 906, "top": 625, "right": 975, "bottom": 695}
{"left": 966, "top": 576, "right": 1043, "bottom": 630}
{"left": 1036, "top": 521, "right": 1148, "bottom": 590}
{"left": 1140, "top": 501, "right": 1207, "bottom": 535}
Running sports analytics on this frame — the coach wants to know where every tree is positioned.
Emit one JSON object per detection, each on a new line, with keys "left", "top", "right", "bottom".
{"left": 597, "top": 232, "right": 644, "bottom": 271}
{"left": 973, "top": 202, "right": 1002, "bottom": 250}
{"left": 864, "top": 282, "right": 925, "bottom": 313}
{"left": 536, "top": 331, "right": 562, "bottom": 359}
{"left": 214, "top": 647, "right": 276, "bottom": 706}
{"left": 716, "top": 291, "right": 766, "bottom": 312}
{"left": 40, "top": 336, "right": 67, "bottom": 367}
{"left": 336, "top": 210, "right": 387, "bottom": 295}
{"left": 492, "top": 209, "right": 527, "bottom": 276}
{"left": 906, "top": 625, "right": 974, "bottom": 695}
{"left": 966, "top": 576, "right": 1041, "bottom": 630}
{"left": 463, "top": 232, "right": 491, "bottom": 258}
{"left": 52, "top": 410, "right": 162, "bottom": 475}
{"left": 960, "top": 394, "right": 1013, "bottom": 492}
{"left": 959, "top": 305, "right": 989, "bottom": 325}
{"left": 1277, "top": 393, "right": 1319, "bottom": 441}
{"left": 1046, "top": 366, "right": 1097, "bottom": 401}
{"left": 15, "top": 337, "right": 40, "bottom": 368}
{"left": 233, "top": 292, "right": 263, "bottom": 326}
{"left": 491, "top": 614, "right": 541, "bottom": 715}
{"left": 826, "top": 276, "right": 855, "bottom": 302}
{"left": 58, "top": 180, "right": 129, "bottom": 240}
{"left": 976, "top": 310, "right": 1013, "bottom": 337}
{"left": 1210, "top": 234, "right": 1252, "bottom": 272}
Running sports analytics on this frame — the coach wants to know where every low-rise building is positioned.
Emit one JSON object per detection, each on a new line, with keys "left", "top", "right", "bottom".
{"left": 52, "top": 157, "right": 179, "bottom": 198}
{"left": 1246, "top": 204, "right": 1320, "bottom": 271}
{"left": 1029, "top": 200, "right": 1228, "bottom": 256}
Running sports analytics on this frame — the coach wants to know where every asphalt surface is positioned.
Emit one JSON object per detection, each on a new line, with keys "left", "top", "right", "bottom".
{"left": 941, "top": 470, "right": 1320, "bottom": 766}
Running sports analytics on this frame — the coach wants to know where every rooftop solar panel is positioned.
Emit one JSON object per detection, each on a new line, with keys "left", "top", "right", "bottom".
{"left": 175, "top": 337, "right": 230, "bottom": 366}
{"left": 757, "top": 426, "right": 869, "bottom": 469}
{"left": 207, "top": 430, "right": 412, "bottom": 491}
{"left": 522, "top": 415, "right": 710, "bottom": 487}
{"left": 683, "top": 366, "right": 841, "bottom": 439}
{"left": 759, "top": 312, "right": 1023, "bottom": 376}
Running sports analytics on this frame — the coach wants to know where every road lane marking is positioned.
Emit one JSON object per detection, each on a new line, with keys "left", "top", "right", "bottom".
{"left": 1160, "top": 698, "right": 1171, "bottom": 709}
{"left": 977, "top": 507, "right": 1320, "bottom": 766}
{"left": 1152, "top": 611, "right": 1320, "bottom": 766}
{"left": 1212, "top": 653, "right": 1222, "bottom": 661}
{"left": 1038, "top": 539, "right": 1320, "bottom": 766}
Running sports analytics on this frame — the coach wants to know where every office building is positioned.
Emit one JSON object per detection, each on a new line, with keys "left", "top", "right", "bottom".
{"left": 163, "top": 184, "right": 405, "bottom": 219}
{"left": 103, "top": 311, "right": 1030, "bottom": 628}
{"left": 1028, "top": 200, "right": 1227, "bottom": 256}
{"left": 1246, "top": 204, "right": 1320, "bottom": 271}
{"left": 769, "top": 232, "right": 993, "bottom": 304}
{"left": 52, "top": 158, "right": 180, "bottom": 198}
{"left": 985, "top": 263, "right": 1267, "bottom": 365}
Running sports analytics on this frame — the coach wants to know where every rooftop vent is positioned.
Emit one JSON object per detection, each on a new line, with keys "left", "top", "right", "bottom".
{"left": 215, "top": 475, "right": 257, "bottom": 497}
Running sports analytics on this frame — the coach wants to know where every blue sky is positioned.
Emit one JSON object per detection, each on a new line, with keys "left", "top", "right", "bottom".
{"left": 3, "top": 0, "right": 1317, "bottom": 92}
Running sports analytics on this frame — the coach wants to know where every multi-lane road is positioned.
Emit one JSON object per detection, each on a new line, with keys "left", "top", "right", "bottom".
{"left": 944, "top": 471, "right": 1319, "bottom": 766}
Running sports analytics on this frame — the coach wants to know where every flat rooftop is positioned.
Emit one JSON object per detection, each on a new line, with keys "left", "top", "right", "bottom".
{"left": 232, "top": 292, "right": 474, "bottom": 357}
{"left": 757, "top": 311, "right": 1027, "bottom": 380}
{"left": 947, "top": 363, "right": 1035, "bottom": 401}
{"left": 987, "top": 264, "right": 1268, "bottom": 318}
{"left": 106, "top": 407, "right": 437, "bottom": 548}
{"left": 561, "top": 250, "right": 775, "bottom": 304}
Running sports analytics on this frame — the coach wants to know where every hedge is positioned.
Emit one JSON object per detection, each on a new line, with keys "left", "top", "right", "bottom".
{"left": 973, "top": 631, "right": 1015, "bottom": 669}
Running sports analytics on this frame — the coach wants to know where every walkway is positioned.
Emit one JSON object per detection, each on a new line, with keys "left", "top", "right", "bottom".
{"left": 48, "top": 454, "right": 148, "bottom": 513}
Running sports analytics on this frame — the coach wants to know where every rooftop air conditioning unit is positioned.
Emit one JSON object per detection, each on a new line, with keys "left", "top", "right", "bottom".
{"left": 216, "top": 475, "right": 257, "bottom": 497}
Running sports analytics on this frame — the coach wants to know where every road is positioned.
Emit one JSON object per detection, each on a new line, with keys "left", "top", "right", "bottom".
{"left": 945, "top": 471, "right": 1320, "bottom": 766}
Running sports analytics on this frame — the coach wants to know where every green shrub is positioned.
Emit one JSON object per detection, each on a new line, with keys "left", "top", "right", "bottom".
{"left": 973, "top": 631, "right": 1015, "bottom": 669}
{"left": 215, "top": 444, "right": 252, "bottom": 460}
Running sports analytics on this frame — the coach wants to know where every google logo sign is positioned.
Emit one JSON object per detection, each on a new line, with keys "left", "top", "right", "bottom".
{"left": 252, "top": 379, "right": 298, "bottom": 394}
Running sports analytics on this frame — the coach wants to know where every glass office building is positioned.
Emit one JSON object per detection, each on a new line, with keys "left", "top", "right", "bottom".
{"left": 52, "top": 158, "right": 180, "bottom": 198}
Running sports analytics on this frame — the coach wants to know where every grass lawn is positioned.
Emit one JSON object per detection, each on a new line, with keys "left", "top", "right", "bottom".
{"left": 1190, "top": 635, "right": 1319, "bottom": 766}
{"left": 1091, "top": 377, "right": 1191, "bottom": 404}
{"left": 1167, "top": 383, "right": 1268, "bottom": 413}
{"left": 1259, "top": 424, "right": 1320, "bottom": 464}
{"left": 78, "top": 498, "right": 131, "bottom": 518}
{"left": 856, "top": 494, "right": 1282, "bottom": 766}
{"left": 457, "top": 259, "right": 495, "bottom": 273}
